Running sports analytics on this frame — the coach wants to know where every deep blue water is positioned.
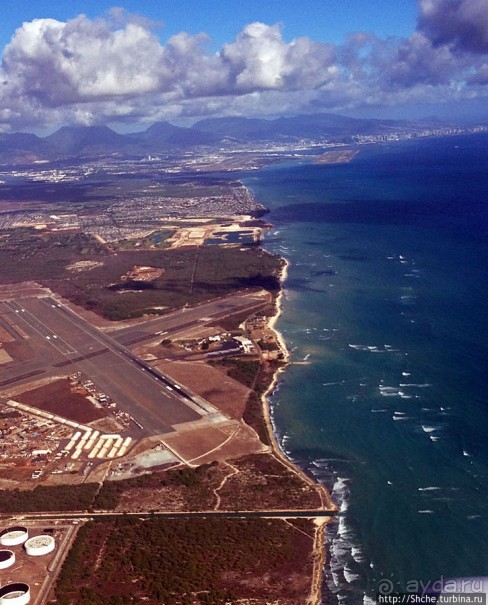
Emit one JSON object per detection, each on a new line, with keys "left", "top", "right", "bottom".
{"left": 242, "top": 134, "right": 488, "bottom": 603}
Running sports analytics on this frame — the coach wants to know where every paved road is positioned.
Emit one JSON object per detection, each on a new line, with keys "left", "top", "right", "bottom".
{"left": 7, "top": 508, "right": 338, "bottom": 522}
{"left": 36, "top": 524, "right": 77, "bottom": 605}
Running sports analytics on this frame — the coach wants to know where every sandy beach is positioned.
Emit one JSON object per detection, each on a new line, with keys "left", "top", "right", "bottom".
{"left": 267, "top": 258, "right": 291, "bottom": 361}
{"left": 261, "top": 255, "right": 337, "bottom": 604}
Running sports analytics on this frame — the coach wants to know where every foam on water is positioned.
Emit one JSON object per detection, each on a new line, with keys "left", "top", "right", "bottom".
{"left": 246, "top": 134, "right": 488, "bottom": 603}
{"left": 421, "top": 425, "right": 438, "bottom": 433}
{"left": 323, "top": 475, "right": 372, "bottom": 601}
{"left": 352, "top": 546, "right": 367, "bottom": 564}
{"left": 344, "top": 566, "right": 362, "bottom": 583}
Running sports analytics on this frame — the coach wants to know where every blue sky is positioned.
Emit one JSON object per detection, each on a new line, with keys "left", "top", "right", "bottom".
{"left": 0, "top": 0, "right": 419, "bottom": 48}
{"left": 0, "top": 0, "right": 487, "bottom": 131}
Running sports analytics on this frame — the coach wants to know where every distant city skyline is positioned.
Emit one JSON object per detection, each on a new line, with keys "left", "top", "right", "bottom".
{"left": 0, "top": 0, "right": 487, "bottom": 133}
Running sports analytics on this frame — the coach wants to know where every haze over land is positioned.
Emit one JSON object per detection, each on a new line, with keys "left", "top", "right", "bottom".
{"left": 0, "top": 0, "right": 487, "bottom": 134}
{"left": 2, "top": 113, "right": 485, "bottom": 165}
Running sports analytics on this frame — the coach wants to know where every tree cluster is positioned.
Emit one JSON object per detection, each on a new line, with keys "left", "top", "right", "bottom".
{"left": 55, "top": 517, "right": 301, "bottom": 604}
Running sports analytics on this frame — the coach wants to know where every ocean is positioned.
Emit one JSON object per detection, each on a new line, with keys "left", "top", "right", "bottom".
{"left": 242, "top": 133, "right": 488, "bottom": 603}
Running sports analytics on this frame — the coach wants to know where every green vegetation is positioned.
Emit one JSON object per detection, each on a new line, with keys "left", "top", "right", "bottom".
{"left": 210, "top": 358, "right": 285, "bottom": 445}
{"left": 117, "top": 229, "right": 174, "bottom": 250}
{"left": 0, "top": 465, "right": 217, "bottom": 514}
{"left": 243, "top": 391, "right": 271, "bottom": 445}
{"left": 95, "top": 453, "right": 321, "bottom": 513}
{"left": 0, "top": 483, "right": 99, "bottom": 513}
{"left": 210, "top": 358, "right": 261, "bottom": 389}
{"left": 0, "top": 230, "right": 281, "bottom": 320}
{"left": 258, "top": 339, "right": 280, "bottom": 351}
{"left": 54, "top": 517, "right": 313, "bottom": 604}
{"left": 216, "top": 454, "right": 322, "bottom": 511}
{"left": 94, "top": 463, "right": 217, "bottom": 511}
{"left": 0, "top": 229, "right": 106, "bottom": 259}
{"left": 0, "top": 176, "right": 241, "bottom": 208}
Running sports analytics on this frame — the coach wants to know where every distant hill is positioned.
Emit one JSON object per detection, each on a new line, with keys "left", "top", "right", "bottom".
{"left": 191, "top": 113, "right": 413, "bottom": 141}
{"left": 44, "top": 125, "right": 146, "bottom": 156}
{"left": 0, "top": 132, "right": 56, "bottom": 163}
{"left": 130, "top": 121, "right": 221, "bottom": 147}
{"left": 0, "top": 113, "right": 471, "bottom": 164}
{"left": 192, "top": 117, "right": 270, "bottom": 139}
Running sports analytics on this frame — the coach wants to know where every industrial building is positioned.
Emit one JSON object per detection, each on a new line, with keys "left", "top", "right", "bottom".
{"left": 0, "top": 583, "right": 30, "bottom": 605}
{"left": 0, "top": 527, "right": 29, "bottom": 547}
{"left": 24, "top": 535, "right": 55, "bottom": 557}
{"left": 0, "top": 550, "right": 15, "bottom": 569}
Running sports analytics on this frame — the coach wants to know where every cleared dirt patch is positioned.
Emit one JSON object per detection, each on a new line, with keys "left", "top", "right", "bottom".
{"left": 2, "top": 340, "right": 34, "bottom": 363}
{"left": 121, "top": 265, "right": 164, "bottom": 281}
{"left": 66, "top": 260, "right": 104, "bottom": 272}
{"left": 155, "top": 359, "right": 250, "bottom": 419}
{"left": 161, "top": 420, "right": 267, "bottom": 464}
{"left": 0, "top": 325, "right": 14, "bottom": 342}
{"left": 15, "top": 378, "right": 107, "bottom": 424}
{"left": 0, "top": 347, "right": 13, "bottom": 364}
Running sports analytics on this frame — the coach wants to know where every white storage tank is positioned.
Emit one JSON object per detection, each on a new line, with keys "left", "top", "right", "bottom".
{"left": 0, "top": 526, "right": 29, "bottom": 546}
{"left": 0, "top": 583, "right": 31, "bottom": 605}
{"left": 0, "top": 549, "right": 15, "bottom": 569}
{"left": 24, "top": 535, "right": 55, "bottom": 557}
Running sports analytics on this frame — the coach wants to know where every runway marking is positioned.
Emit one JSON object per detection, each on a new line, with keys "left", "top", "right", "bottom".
{"left": 4, "top": 300, "right": 77, "bottom": 356}
{"left": 41, "top": 298, "right": 203, "bottom": 429}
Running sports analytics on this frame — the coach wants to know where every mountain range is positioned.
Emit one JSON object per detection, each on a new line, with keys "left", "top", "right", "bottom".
{"left": 0, "top": 113, "right": 465, "bottom": 164}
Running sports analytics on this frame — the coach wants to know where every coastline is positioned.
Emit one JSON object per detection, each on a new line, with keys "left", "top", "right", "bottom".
{"left": 262, "top": 256, "right": 337, "bottom": 604}
{"left": 267, "top": 257, "right": 291, "bottom": 362}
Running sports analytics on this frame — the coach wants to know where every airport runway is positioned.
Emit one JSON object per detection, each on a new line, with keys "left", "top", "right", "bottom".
{"left": 111, "top": 290, "right": 269, "bottom": 346}
{"left": 0, "top": 290, "right": 270, "bottom": 436}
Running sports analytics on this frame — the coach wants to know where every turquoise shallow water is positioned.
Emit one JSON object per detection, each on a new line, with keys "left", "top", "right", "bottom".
{"left": 242, "top": 134, "right": 488, "bottom": 603}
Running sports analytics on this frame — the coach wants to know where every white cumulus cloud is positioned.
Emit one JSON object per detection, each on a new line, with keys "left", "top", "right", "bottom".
{"left": 0, "top": 5, "right": 487, "bottom": 131}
